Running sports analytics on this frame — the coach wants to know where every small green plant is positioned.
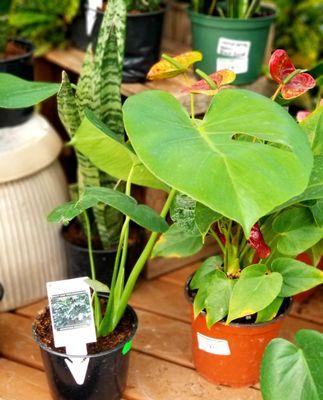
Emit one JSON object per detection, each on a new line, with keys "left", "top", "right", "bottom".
{"left": 192, "top": 0, "right": 261, "bottom": 18}
{"left": 260, "top": 329, "right": 323, "bottom": 400}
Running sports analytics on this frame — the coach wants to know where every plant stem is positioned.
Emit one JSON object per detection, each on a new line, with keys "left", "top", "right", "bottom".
{"left": 244, "top": 0, "right": 259, "bottom": 19}
{"left": 209, "top": 228, "right": 225, "bottom": 254}
{"left": 112, "top": 188, "right": 177, "bottom": 330}
{"left": 195, "top": 68, "right": 217, "bottom": 90}
{"left": 84, "top": 211, "right": 96, "bottom": 281}
{"left": 161, "top": 53, "right": 184, "bottom": 71}
{"left": 208, "top": 0, "right": 217, "bottom": 15}
{"left": 190, "top": 93, "right": 195, "bottom": 121}
{"left": 271, "top": 84, "right": 283, "bottom": 101}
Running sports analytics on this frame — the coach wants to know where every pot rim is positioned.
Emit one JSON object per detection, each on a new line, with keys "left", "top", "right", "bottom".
{"left": 32, "top": 302, "right": 138, "bottom": 359}
{"left": 188, "top": 4, "right": 276, "bottom": 22}
{"left": 185, "top": 274, "right": 292, "bottom": 328}
{"left": 0, "top": 38, "right": 35, "bottom": 65}
{"left": 88, "top": 4, "right": 167, "bottom": 17}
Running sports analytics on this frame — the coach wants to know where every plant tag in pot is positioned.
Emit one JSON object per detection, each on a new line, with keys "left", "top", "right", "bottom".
{"left": 47, "top": 277, "right": 97, "bottom": 385}
{"left": 216, "top": 38, "right": 251, "bottom": 74}
{"left": 197, "top": 332, "right": 231, "bottom": 356}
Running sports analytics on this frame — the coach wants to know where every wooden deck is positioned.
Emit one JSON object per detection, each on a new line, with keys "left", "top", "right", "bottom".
{"left": 0, "top": 262, "right": 322, "bottom": 399}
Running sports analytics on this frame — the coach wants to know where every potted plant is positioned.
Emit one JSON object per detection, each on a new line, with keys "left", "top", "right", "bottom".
{"left": 188, "top": 0, "right": 276, "bottom": 84}
{"left": 69, "top": 50, "right": 321, "bottom": 386}
{"left": 260, "top": 329, "right": 323, "bottom": 399}
{"left": 0, "top": 0, "right": 137, "bottom": 285}
{"left": 33, "top": 182, "right": 171, "bottom": 399}
{"left": 0, "top": 0, "right": 35, "bottom": 127}
{"left": 71, "top": 0, "right": 166, "bottom": 82}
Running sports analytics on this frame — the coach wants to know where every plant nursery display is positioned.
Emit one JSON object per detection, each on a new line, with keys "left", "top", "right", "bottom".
{"left": 261, "top": 329, "right": 323, "bottom": 400}
{"left": 71, "top": 0, "right": 165, "bottom": 82}
{"left": 66, "top": 49, "right": 322, "bottom": 387}
{"left": 188, "top": 0, "right": 276, "bottom": 84}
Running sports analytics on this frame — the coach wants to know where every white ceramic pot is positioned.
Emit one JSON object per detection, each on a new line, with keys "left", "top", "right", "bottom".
{"left": 0, "top": 113, "right": 68, "bottom": 311}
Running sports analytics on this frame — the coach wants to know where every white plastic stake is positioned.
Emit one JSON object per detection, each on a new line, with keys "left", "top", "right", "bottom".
{"left": 65, "top": 342, "right": 90, "bottom": 385}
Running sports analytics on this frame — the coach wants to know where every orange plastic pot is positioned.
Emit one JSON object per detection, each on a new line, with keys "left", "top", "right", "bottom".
{"left": 187, "top": 284, "right": 291, "bottom": 387}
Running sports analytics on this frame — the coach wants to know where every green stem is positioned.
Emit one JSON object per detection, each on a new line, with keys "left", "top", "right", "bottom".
{"left": 84, "top": 211, "right": 96, "bottom": 281}
{"left": 110, "top": 188, "right": 177, "bottom": 332}
{"left": 271, "top": 84, "right": 283, "bottom": 101}
{"left": 161, "top": 53, "right": 185, "bottom": 71}
{"left": 283, "top": 69, "right": 307, "bottom": 85}
{"left": 244, "top": 0, "right": 259, "bottom": 19}
{"left": 208, "top": 0, "right": 217, "bottom": 15}
{"left": 190, "top": 93, "right": 195, "bottom": 121}
{"left": 195, "top": 68, "right": 217, "bottom": 90}
{"left": 209, "top": 228, "right": 225, "bottom": 255}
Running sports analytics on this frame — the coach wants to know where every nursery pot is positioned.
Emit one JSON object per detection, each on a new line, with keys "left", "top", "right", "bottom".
{"left": 0, "top": 39, "right": 35, "bottom": 127}
{"left": 62, "top": 228, "right": 139, "bottom": 285}
{"left": 188, "top": 6, "right": 276, "bottom": 85}
{"left": 33, "top": 304, "right": 138, "bottom": 400}
{"left": 72, "top": 6, "right": 165, "bottom": 82}
{"left": 186, "top": 279, "right": 291, "bottom": 387}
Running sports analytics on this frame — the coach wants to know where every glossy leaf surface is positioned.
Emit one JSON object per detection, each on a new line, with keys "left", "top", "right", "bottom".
{"left": 123, "top": 89, "right": 312, "bottom": 235}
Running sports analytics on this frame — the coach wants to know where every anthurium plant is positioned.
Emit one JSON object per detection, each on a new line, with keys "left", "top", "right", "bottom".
{"left": 72, "top": 49, "right": 322, "bottom": 331}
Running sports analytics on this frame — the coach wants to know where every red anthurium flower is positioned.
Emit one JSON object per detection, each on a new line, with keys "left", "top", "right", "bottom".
{"left": 269, "top": 49, "right": 316, "bottom": 100}
{"left": 182, "top": 69, "right": 236, "bottom": 96}
{"left": 248, "top": 223, "right": 271, "bottom": 259}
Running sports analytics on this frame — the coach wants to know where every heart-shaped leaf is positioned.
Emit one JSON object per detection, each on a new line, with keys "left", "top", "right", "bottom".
{"left": 227, "top": 265, "right": 283, "bottom": 323}
{"left": 256, "top": 297, "right": 284, "bottom": 324}
{"left": 261, "top": 330, "right": 323, "bottom": 400}
{"left": 123, "top": 89, "right": 312, "bottom": 235}
{"left": 74, "top": 110, "right": 169, "bottom": 191}
{"left": 190, "top": 256, "right": 223, "bottom": 289}
{"left": 273, "top": 207, "right": 323, "bottom": 255}
{"left": 299, "top": 103, "right": 323, "bottom": 156}
{"left": 151, "top": 223, "right": 203, "bottom": 258}
{"left": 271, "top": 257, "right": 323, "bottom": 297}
{"left": 0, "top": 73, "right": 59, "bottom": 108}
{"left": 48, "top": 186, "right": 169, "bottom": 233}
{"left": 147, "top": 51, "right": 202, "bottom": 80}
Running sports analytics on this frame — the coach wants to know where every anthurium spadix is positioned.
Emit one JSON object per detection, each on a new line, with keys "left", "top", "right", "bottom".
{"left": 123, "top": 89, "right": 313, "bottom": 235}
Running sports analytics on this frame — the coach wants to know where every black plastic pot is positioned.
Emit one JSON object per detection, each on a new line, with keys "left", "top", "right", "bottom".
{"left": 63, "top": 230, "right": 140, "bottom": 285}
{"left": 33, "top": 305, "right": 138, "bottom": 400}
{"left": 0, "top": 39, "right": 35, "bottom": 127}
{"left": 70, "top": 7, "right": 165, "bottom": 82}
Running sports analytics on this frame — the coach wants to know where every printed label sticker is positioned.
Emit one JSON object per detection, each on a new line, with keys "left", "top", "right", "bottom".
{"left": 216, "top": 57, "right": 249, "bottom": 74}
{"left": 197, "top": 332, "right": 231, "bottom": 356}
{"left": 217, "top": 38, "right": 251, "bottom": 59}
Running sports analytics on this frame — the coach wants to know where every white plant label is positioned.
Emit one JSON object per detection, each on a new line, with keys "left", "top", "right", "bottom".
{"left": 217, "top": 57, "right": 249, "bottom": 74}
{"left": 216, "top": 37, "right": 251, "bottom": 74}
{"left": 197, "top": 332, "right": 231, "bottom": 356}
{"left": 86, "top": 0, "right": 103, "bottom": 35}
{"left": 47, "top": 277, "right": 97, "bottom": 385}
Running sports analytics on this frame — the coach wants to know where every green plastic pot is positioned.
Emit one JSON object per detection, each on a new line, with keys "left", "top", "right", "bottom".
{"left": 188, "top": 6, "right": 276, "bottom": 85}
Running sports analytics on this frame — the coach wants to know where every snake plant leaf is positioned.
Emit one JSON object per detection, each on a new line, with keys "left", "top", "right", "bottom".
{"left": 0, "top": 73, "right": 59, "bottom": 108}
{"left": 151, "top": 223, "right": 203, "bottom": 258}
{"left": 300, "top": 103, "right": 323, "bottom": 156}
{"left": 170, "top": 193, "right": 221, "bottom": 237}
{"left": 123, "top": 89, "right": 312, "bottom": 235}
{"left": 48, "top": 186, "right": 169, "bottom": 233}
{"left": 227, "top": 265, "right": 283, "bottom": 323}
{"left": 261, "top": 330, "right": 323, "bottom": 400}
{"left": 74, "top": 110, "right": 169, "bottom": 191}
{"left": 273, "top": 207, "right": 323, "bottom": 256}
{"left": 271, "top": 257, "right": 323, "bottom": 297}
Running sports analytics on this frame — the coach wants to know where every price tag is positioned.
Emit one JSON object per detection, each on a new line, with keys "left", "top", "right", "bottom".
{"left": 197, "top": 332, "right": 231, "bottom": 355}
{"left": 47, "top": 277, "right": 97, "bottom": 385}
{"left": 216, "top": 37, "right": 251, "bottom": 74}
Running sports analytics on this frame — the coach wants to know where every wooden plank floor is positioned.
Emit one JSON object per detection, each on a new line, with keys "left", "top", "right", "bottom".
{"left": 1, "top": 262, "right": 322, "bottom": 399}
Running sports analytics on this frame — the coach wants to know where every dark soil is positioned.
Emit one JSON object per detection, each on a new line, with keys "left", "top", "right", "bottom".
{"left": 63, "top": 219, "right": 103, "bottom": 250}
{"left": 0, "top": 41, "right": 26, "bottom": 61}
{"left": 34, "top": 305, "right": 133, "bottom": 355}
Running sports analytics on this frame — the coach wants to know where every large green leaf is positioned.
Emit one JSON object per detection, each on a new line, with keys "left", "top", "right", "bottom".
{"left": 205, "top": 272, "right": 234, "bottom": 328}
{"left": 123, "top": 89, "right": 312, "bottom": 235}
{"left": 256, "top": 297, "right": 284, "bottom": 324}
{"left": 74, "top": 110, "right": 168, "bottom": 191}
{"left": 190, "top": 256, "right": 223, "bottom": 289}
{"left": 227, "top": 264, "right": 283, "bottom": 323}
{"left": 0, "top": 73, "right": 59, "bottom": 108}
{"left": 151, "top": 223, "right": 203, "bottom": 258}
{"left": 271, "top": 257, "right": 323, "bottom": 297}
{"left": 48, "top": 186, "right": 169, "bottom": 233}
{"left": 300, "top": 103, "right": 323, "bottom": 156}
{"left": 311, "top": 199, "right": 323, "bottom": 227}
{"left": 273, "top": 207, "right": 323, "bottom": 256}
{"left": 261, "top": 330, "right": 323, "bottom": 400}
